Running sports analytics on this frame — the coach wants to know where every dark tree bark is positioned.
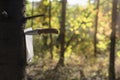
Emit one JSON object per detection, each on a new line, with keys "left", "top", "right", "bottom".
{"left": 94, "top": 0, "right": 99, "bottom": 57}
{"left": 109, "top": 0, "right": 118, "bottom": 80}
{"left": 49, "top": 0, "right": 53, "bottom": 59}
{"left": 57, "top": 0, "right": 67, "bottom": 67}
{"left": 0, "top": 0, "right": 26, "bottom": 80}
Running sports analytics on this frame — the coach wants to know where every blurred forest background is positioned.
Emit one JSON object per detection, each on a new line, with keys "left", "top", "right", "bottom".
{"left": 25, "top": 0, "right": 120, "bottom": 80}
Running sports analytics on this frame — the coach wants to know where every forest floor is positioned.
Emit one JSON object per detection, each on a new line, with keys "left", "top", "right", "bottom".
{"left": 26, "top": 55, "right": 120, "bottom": 80}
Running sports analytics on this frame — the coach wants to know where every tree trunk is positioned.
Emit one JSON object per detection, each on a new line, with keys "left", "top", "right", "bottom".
{"left": 94, "top": 0, "right": 99, "bottom": 57}
{"left": 49, "top": 0, "right": 53, "bottom": 59}
{"left": 0, "top": 0, "right": 26, "bottom": 80}
{"left": 57, "top": 0, "right": 67, "bottom": 67}
{"left": 109, "top": 0, "right": 118, "bottom": 80}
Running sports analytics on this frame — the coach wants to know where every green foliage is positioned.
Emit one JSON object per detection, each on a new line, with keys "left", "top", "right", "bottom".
{"left": 25, "top": 0, "right": 112, "bottom": 62}
{"left": 65, "top": 5, "right": 95, "bottom": 57}
{"left": 25, "top": 0, "right": 119, "bottom": 79}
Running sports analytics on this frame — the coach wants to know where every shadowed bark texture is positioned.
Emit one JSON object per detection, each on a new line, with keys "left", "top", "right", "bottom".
{"left": 0, "top": 0, "right": 26, "bottom": 80}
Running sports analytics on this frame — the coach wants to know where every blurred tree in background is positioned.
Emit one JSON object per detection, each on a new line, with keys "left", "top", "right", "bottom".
{"left": 25, "top": 0, "right": 120, "bottom": 80}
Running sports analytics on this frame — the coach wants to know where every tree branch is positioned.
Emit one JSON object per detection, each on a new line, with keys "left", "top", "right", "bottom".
{"left": 24, "top": 14, "right": 45, "bottom": 20}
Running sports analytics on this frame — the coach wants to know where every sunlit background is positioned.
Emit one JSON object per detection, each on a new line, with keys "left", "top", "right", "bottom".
{"left": 25, "top": 0, "right": 120, "bottom": 80}
{"left": 29, "top": 0, "right": 88, "bottom": 5}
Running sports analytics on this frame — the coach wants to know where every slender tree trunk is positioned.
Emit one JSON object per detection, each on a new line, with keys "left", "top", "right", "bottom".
{"left": 109, "top": 0, "right": 118, "bottom": 80}
{"left": 57, "top": 0, "right": 67, "bottom": 67}
{"left": 0, "top": 0, "right": 26, "bottom": 80}
{"left": 49, "top": 0, "right": 53, "bottom": 59}
{"left": 94, "top": 0, "right": 99, "bottom": 57}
